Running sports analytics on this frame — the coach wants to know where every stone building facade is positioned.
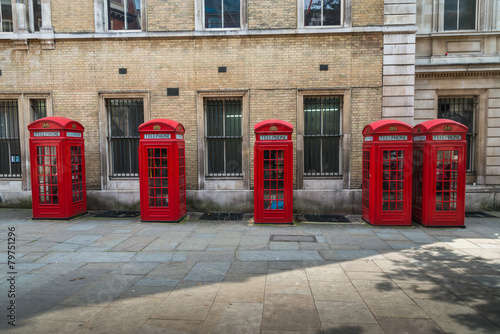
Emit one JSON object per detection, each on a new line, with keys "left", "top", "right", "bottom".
{"left": 0, "top": 0, "right": 498, "bottom": 212}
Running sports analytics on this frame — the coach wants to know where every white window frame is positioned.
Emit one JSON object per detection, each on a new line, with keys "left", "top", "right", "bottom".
{"left": 434, "top": 0, "right": 488, "bottom": 32}
{"left": 298, "top": 0, "right": 348, "bottom": 29}
{"left": 0, "top": 0, "right": 16, "bottom": 33}
{"left": 195, "top": 0, "right": 247, "bottom": 31}
{"left": 95, "top": 0, "right": 146, "bottom": 33}
{"left": 16, "top": 0, "right": 52, "bottom": 33}
{"left": 98, "top": 92, "right": 150, "bottom": 191}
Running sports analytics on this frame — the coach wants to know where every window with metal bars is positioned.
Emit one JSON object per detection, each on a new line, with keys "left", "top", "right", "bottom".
{"left": 304, "top": 96, "right": 343, "bottom": 177}
{"left": 106, "top": 99, "right": 144, "bottom": 177}
{"left": 204, "top": 98, "right": 242, "bottom": 177}
{"left": 30, "top": 99, "right": 47, "bottom": 122}
{"left": 438, "top": 96, "right": 476, "bottom": 173}
{"left": 0, "top": 100, "right": 21, "bottom": 178}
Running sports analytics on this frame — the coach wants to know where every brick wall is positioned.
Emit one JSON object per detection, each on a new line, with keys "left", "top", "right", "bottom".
{"left": 352, "top": 0, "right": 384, "bottom": 26}
{"left": 148, "top": 0, "right": 195, "bottom": 31}
{"left": 248, "top": 0, "right": 297, "bottom": 30}
{"left": 0, "top": 32, "right": 382, "bottom": 191}
{"left": 51, "top": 0, "right": 95, "bottom": 33}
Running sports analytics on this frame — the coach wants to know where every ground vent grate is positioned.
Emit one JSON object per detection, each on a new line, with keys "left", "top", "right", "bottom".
{"left": 304, "top": 214, "right": 351, "bottom": 223}
{"left": 271, "top": 235, "right": 317, "bottom": 242}
{"left": 199, "top": 213, "right": 244, "bottom": 221}
{"left": 92, "top": 211, "right": 140, "bottom": 218}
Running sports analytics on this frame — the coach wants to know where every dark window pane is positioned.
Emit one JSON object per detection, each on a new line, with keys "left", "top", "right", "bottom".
{"left": 444, "top": 0, "right": 458, "bottom": 30}
{"left": 30, "top": 99, "right": 47, "bottom": 122}
{"left": 323, "top": 0, "right": 341, "bottom": 26}
{"left": 1, "top": 0, "right": 13, "bottom": 32}
{"left": 438, "top": 97, "right": 475, "bottom": 173}
{"left": 109, "top": 0, "right": 125, "bottom": 30}
{"left": 0, "top": 100, "right": 21, "bottom": 178}
{"left": 128, "top": 0, "right": 141, "bottom": 30}
{"left": 459, "top": 0, "right": 475, "bottom": 30}
{"left": 305, "top": 0, "right": 322, "bottom": 26}
{"left": 224, "top": 0, "right": 240, "bottom": 28}
{"left": 33, "top": 0, "right": 42, "bottom": 31}
{"left": 304, "top": 97, "right": 321, "bottom": 135}
{"left": 205, "top": 0, "right": 222, "bottom": 28}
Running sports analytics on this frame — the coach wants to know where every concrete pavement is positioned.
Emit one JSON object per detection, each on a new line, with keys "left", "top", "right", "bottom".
{"left": 0, "top": 209, "right": 499, "bottom": 333}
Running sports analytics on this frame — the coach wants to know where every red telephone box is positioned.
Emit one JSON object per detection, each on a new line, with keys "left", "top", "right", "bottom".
{"left": 254, "top": 120, "right": 293, "bottom": 224}
{"left": 28, "top": 117, "right": 87, "bottom": 219}
{"left": 362, "top": 120, "right": 413, "bottom": 226}
{"left": 138, "top": 119, "right": 186, "bottom": 222}
{"left": 412, "top": 119, "right": 467, "bottom": 227}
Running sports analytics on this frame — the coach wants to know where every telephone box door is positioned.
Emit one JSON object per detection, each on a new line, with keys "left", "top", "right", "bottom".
{"left": 138, "top": 119, "right": 186, "bottom": 222}
{"left": 31, "top": 143, "right": 62, "bottom": 218}
{"left": 254, "top": 120, "right": 293, "bottom": 224}
{"left": 255, "top": 145, "right": 293, "bottom": 223}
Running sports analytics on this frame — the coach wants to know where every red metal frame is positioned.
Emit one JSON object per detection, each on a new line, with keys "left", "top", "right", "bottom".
{"left": 28, "top": 117, "right": 87, "bottom": 219}
{"left": 138, "top": 119, "right": 186, "bottom": 222}
{"left": 254, "top": 120, "right": 293, "bottom": 224}
{"left": 362, "top": 120, "right": 413, "bottom": 226}
{"left": 412, "top": 119, "right": 467, "bottom": 227}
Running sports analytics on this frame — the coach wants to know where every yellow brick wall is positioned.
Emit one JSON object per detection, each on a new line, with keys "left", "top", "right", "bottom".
{"left": 352, "top": 0, "right": 384, "bottom": 26}
{"left": 0, "top": 33, "right": 382, "bottom": 191}
{"left": 148, "top": 0, "right": 195, "bottom": 31}
{"left": 51, "top": 0, "right": 95, "bottom": 33}
{"left": 248, "top": 0, "right": 297, "bottom": 30}
{"left": 350, "top": 87, "right": 383, "bottom": 188}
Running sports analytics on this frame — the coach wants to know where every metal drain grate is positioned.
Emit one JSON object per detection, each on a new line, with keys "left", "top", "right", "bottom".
{"left": 199, "top": 213, "right": 244, "bottom": 221}
{"left": 93, "top": 211, "right": 140, "bottom": 218}
{"left": 465, "top": 211, "right": 497, "bottom": 218}
{"left": 304, "top": 214, "right": 351, "bottom": 223}
{"left": 271, "top": 235, "right": 317, "bottom": 242}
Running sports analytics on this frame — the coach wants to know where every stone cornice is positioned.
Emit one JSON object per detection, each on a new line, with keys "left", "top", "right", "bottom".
{"left": 416, "top": 71, "right": 500, "bottom": 78}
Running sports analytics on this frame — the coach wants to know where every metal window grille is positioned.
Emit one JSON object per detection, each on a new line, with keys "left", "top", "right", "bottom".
{"left": 304, "top": 96, "right": 343, "bottom": 177}
{"left": 204, "top": 98, "right": 242, "bottom": 177}
{"left": 30, "top": 99, "right": 47, "bottom": 122}
{"left": 438, "top": 96, "right": 476, "bottom": 173}
{"left": 0, "top": 100, "right": 21, "bottom": 178}
{"left": 106, "top": 98, "right": 144, "bottom": 177}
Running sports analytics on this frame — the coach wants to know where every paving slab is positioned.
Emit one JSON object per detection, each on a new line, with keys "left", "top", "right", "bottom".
{"left": 310, "top": 281, "right": 363, "bottom": 302}
{"left": 80, "top": 297, "right": 162, "bottom": 334}
{"left": 201, "top": 302, "right": 263, "bottom": 334}
{"left": 138, "top": 319, "right": 203, "bottom": 334}
{"left": 184, "top": 262, "right": 231, "bottom": 282}
{"left": 377, "top": 317, "right": 444, "bottom": 334}
{"left": 215, "top": 273, "right": 265, "bottom": 303}
{"left": 236, "top": 250, "right": 323, "bottom": 261}
{"left": 315, "top": 300, "right": 378, "bottom": 325}
{"left": 262, "top": 289, "right": 321, "bottom": 332}
{"left": 352, "top": 280, "right": 430, "bottom": 319}
{"left": 151, "top": 281, "right": 221, "bottom": 320}
{"left": 414, "top": 297, "right": 500, "bottom": 333}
